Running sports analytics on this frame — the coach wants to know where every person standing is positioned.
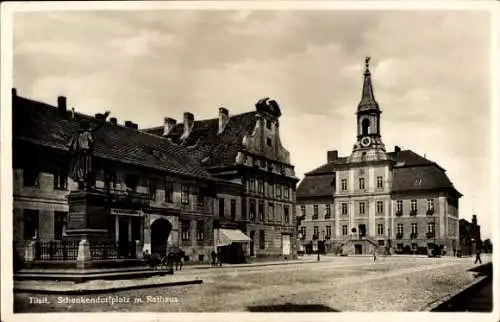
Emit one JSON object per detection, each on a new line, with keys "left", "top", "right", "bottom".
{"left": 211, "top": 250, "right": 217, "bottom": 267}
{"left": 373, "top": 248, "right": 377, "bottom": 262}
{"left": 474, "top": 249, "right": 482, "bottom": 265}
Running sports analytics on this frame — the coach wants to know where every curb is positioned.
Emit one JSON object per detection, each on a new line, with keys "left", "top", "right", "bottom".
{"left": 184, "top": 260, "right": 319, "bottom": 270}
{"left": 421, "top": 275, "right": 490, "bottom": 311}
{"left": 14, "top": 279, "right": 203, "bottom": 295}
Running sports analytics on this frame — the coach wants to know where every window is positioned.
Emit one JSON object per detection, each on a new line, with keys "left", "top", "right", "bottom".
{"left": 397, "top": 243, "right": 404, "bottom": 250}
{"left": 266, "top": 119, "right": 272, "bottom": 130}
{"left": 411, "top": 199, "right": 417, "bottom": 212}
{"left": 300, "top": 205, "right": 306, "bottom": 217}
{"left": 196, "top": 220, "right": 204, "bottom": 241}
{"left": 164, "top": 180, "right": 173, "bottom": 203}
{"left": 104, "top": 170, "right": 116, "bottom": 193}
{"left": 23, "top": 168, "right": 39, "bottom": 187}
{"left": 268, "top": 203, "right": 274, "bottom": 221}
{"left": 131, "top": 217, "right": 141, "bottom": 242}
{"left": 284, "top": 206, "right": 290, "bottom": 224}
{"left": 258, "top": 179, "right": 264, "bottom": 194}
{"left": 23, "top": 209, "right": 39, "bottom": 240}
{"left": 266, "top": 138, "right": 272, "bottom": 146}
{"left": 268, "top": 182, "right": 274, "bottom": 197}
{"left": 427, "top": 223, "right": 435, "bottom": 233}
{"left": 218, "top": 199, "right": 225, "bottom": 218}
{"left": 411, "top": 223, "right": 418, "bottom": 234}
{"left": 148, "top": 179, "right": 157, "bottom": 200}
{"left": 284, "top": 185, "right": 290, "bottom": 199}
{"left": 181, "top": 184, "right": 189, "bottom": 204}
{"left": 230, "top": 199, "right": 236, "bottom": 220}
{"left": 313, "top": 205, "right": 318, "bottom": 219}
{"left": 299, "top": 226, "right": 306, "bottom": 239}
{"left": 376, "top": 176, "right": 383, "bottom": 189}
{"left": 259, "top": 230, "right": 265, "bottom": 249}
{"left": 249, "top": 177, "right": 256, "bottom": 192}
{"left": 396, "top": 200, "right": 403, "bottom": 213}
{"left": 181, "top": 220, "right": 190, "bottom": 241}
{"left": 250, "top": 199, "right": 256, "bottom": 220}
{"left": 259, "top": 201, "right": 265, "bottom": 221}
{"left": 342, "top": 225, "right": 348, "bottom": 236}
{"left": 326, "top": 226, "right": 332, "bottom": 239}
{"left": 341, "top": 179, "right": 348, "bottom": 191}
{"left": 359, "top": 178, "right": 365, "bottom": 190}
{"left": 125, "top": 174, "right": 139, "bottom": 192}
{"left": 378, "top": 240, "right": 385, "bottom": 246}
{"left": 341, "top": 203, "right": 348, "bottom": 215}
{"left": 54, "top": 211, "right": 67, "bottom": 240}
{"left": 197, "top": 188, "right": 205, "bottom": 208}
{"left": 359, "top": 202, "right": 366, "bottom": 215}
{"left": 427, "top": 199, "right": 434, "bottom": 214}
{"left": 276, "top": 185, "right": 281, "bottom": 198}
{"left": 53, "top": 165, "right": 68, "bottom": 190}
{"left": 376, "top": 201, "right": 384, "bottom": 214}
{"left": 313, "top": 226, "right": 319, "bottom": 239}
{"left": 397, "top": 224, "right": 404, "bottom": 235}
{"left": 377, "top": 224, "right": 384, "bottom": 236}
{"left": 325, "top": 204, "right": 331, "bottom": 218}
{"left": 411, "top": 243, "right": 418, "bottom": 250}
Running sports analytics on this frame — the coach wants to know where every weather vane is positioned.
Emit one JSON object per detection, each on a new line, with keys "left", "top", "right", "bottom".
{"left": 365, "top": 56, "right": 371, "bottom": 69}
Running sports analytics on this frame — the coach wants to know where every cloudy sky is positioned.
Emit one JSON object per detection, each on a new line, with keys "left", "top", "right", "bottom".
{"left": 13, "top": 8, "right": 492, "bottom": 238}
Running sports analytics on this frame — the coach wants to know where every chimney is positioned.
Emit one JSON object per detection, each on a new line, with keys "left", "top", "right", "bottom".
{"left": 181, "top": 112, "right": 194, "bottom": 140}
{"left": 327, "top": 150, "right": 338, "bottom": 163}
{"left": 163, "top": 117, "right": 177, "bottom": 136}
{"left": 57, "top": 96, "right": 67, "bottom": 116}
{"left": 394, "top": 146, "right": 401, "bottom": 153}
{"left": 124, "top": 121, "right": 133, "bottom": 128}
{"left": 218, "top": 107, "right": 229, "bottom": 134}
{"left": 472, "top": 215, "right": 478, "bottom": 226}
{"left": 110, "top": 117, "right": 117, "bottom": 125}
{"left": 95, "top": 113, "right": 105, "bottom": 121}
{"left": 71, "top": 108, "right": 75, "bottom": 119}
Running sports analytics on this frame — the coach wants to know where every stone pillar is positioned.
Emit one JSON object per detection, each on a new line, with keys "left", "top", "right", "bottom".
{"left": 136, "top": 240, "right": 143, "bottom": 260}
{"left": 128, "top": 217, "right": 132, "bottom": 242}
{"left": 115, "top": 215, "right": 119, "bottom": 242}
{"left": 76, "top": 238, "right": 92, "bottom": 269}
{"left": 24, "top": 240, "right": 37, "bottom": 267}
{"left": 143, "top": 217, "right": 151, "bottom": 254}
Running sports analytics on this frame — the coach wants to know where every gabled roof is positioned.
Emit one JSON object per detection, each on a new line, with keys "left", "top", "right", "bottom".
{"left": 144, "top": 112, "right": 259, "bottom": 167}
{"left": 13, "top": 95, "right": 214, "bottom": 180}
{"left": 296, "top": 149, "right": 461, "bottom": 198}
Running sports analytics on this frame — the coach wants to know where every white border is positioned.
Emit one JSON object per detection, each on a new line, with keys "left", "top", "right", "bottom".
{"left": 1, "top": 1, "right": 498, "bottom": 322}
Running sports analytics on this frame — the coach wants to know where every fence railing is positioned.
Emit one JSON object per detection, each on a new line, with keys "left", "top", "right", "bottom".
{"left": 27, "top": 239, "right": 137, "bottom": 261}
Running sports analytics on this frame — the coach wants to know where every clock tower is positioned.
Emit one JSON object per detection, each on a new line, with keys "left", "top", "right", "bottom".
{"left": 347, "top": 56, "right": 387, "bottom": 163}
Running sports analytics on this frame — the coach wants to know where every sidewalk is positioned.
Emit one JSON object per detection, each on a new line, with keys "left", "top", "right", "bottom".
{"left": 14, "top": 274, "right": 202, "bottom": 295}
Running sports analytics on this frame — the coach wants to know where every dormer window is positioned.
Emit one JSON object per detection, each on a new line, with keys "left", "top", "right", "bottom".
{"left": 266, "top": 138, "right": 272, "bottom": 146}
{"left": 266, "top": 120, "right": 272, "bottom": 130}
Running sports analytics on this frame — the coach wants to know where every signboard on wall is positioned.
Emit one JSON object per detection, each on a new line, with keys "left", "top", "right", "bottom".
{"left": 110, "top": 208, "right": 143, "bottom": 217}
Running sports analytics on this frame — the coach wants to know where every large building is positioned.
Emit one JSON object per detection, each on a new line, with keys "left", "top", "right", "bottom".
{"left": 459, "top": 214, "right": 481, "bottom": 256}
{"left": 296, "top": 58, "right": 462, "bottom": 256}
{"left": 13, "top": 89, "right": 298, "bottom": 266}
{"left": 143, "top": 98, "right": 300, "bottom": 259}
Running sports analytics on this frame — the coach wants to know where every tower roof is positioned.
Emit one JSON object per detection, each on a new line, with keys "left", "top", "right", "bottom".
{"left": 357, "top": 56, "right": 380, "bottom": 113}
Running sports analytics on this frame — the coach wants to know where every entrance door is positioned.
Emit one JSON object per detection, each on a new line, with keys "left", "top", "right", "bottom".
{"left": 355, "top": 244, "right": 362, "bottom": 254}
{"left": 358, "top": 224, "right": 366, "bottom": 238}
{"left": 282, "top": 234, "right": 291, "bottom": 255}
{"left": 151, "top": 218, "right": 172, "bottom": 257}
{"left": 250, "top": 231, "right": 255, "bottom": 256}
{"left": 118, "top": 217, "right": 130, "bottom": 258}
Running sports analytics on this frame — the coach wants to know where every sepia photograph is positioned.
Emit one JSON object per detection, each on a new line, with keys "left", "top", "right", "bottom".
{"left": 1, "top": 1, "right": 497, "bottom": 321}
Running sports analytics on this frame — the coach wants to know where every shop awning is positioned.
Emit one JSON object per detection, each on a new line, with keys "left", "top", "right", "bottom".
{"left": 215, "top": 229, "right": 251, "bottom": 246}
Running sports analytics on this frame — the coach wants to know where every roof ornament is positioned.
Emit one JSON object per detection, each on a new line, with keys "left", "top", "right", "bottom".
{"left": 255, "top": 97, "right": 282, "bottom": 117}
{"left": 365, "top": 56, "right": 371, "bottom": 70}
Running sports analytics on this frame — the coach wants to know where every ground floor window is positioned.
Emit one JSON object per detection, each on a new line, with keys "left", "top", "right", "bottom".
{"left": 259, "top": 230, "right": 265, "bottom": 249}
{"left": 342, "top": 225, "right": 348, "bottom": 236}
{"left": 54, "top": 211, "right": 67, "bottom": 240}
{"left": 197, "top": 220, "right": 204, "bottom": 241}
{"left": 181, "top": 220, "right": 190, "bottom": 241}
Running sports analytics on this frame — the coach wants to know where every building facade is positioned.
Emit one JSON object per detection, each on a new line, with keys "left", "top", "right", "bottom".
{"left": 144, "top": 98, "right": 300, "bottom": 259}
{"left": 297, "top": 58, "right": 462, "bottom": 255}
{"left": 13, "top": 90, "right": 218, "bottom": 264}
{"left": 459, "top": 215, "right": 482, "bottom": 256}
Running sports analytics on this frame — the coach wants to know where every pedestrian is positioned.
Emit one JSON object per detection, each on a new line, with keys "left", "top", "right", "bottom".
{"left": 217, "top": 250, "right": 222, "bottom": 267}
{"left": 211, "top": 250, "right": 217, "bottom": 267}
{"left": 373, "top": 248, "right": 377, "bottom": 262}
{"left": 474, "top": 249, "right": 482, "bottom": 265}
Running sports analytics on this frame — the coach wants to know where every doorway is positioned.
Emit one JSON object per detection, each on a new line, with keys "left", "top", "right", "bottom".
{"left": 358, "top": 224, "right": 366, "bottom": 238}
{"left": 250, "top": 231, "right": 255, "bottom": 256}
{"left": 282, "top": 234, "right": 291, "bottom": 256}
{"left": 118, "top": 217, "right": 130, "bottom": 258}
{"left": 150, "top": 218, "right": 172, "bottom": 257}
{"left": 355, "top": 244, "right": 362, "bottom": 255}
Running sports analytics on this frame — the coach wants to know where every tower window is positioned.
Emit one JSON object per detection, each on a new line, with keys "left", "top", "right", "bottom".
{"left": 361, "top": 119, "right": 370, "bottom": 136}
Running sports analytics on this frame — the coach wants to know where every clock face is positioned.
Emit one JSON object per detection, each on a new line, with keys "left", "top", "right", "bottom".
{"left": 360, "top": 136, "right": 371, "bottom": 147}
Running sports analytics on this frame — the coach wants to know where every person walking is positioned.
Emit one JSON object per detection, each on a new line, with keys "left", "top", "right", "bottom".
{"left": 373, "top": 248, "right": 377, "bottom": 262}
{"left": 474, "top": 249, "right": 482, "bottom": 265}
{"left": 211, "top": 250, "right": 217, "bottom": 267}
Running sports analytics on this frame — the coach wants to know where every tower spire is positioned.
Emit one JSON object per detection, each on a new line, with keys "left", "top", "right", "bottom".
{"left": 358, "top": 56, "right": 379, "bottom": 112}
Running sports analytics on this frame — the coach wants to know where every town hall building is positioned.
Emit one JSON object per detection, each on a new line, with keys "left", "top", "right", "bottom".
{"left": 296, "top": 57, "right": 462, "bottom": 256}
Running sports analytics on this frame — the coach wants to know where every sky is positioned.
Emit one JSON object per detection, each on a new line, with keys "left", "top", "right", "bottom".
{"left": 13, "top": 8, "right": 492, "bottom": 238}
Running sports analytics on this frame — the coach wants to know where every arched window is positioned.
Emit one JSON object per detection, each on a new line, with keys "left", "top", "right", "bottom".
{"left": 361, "top": 119, "right": 370, "bottom": 136}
